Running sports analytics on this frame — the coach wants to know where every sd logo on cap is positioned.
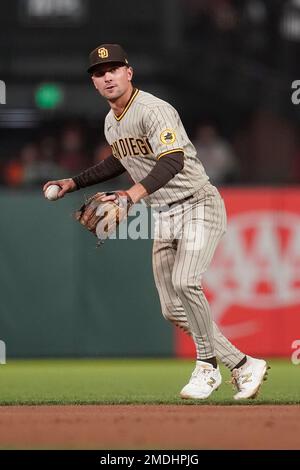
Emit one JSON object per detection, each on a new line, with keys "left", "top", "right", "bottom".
{"left": 88, "top": 44, "right": 129, "bottom": 73}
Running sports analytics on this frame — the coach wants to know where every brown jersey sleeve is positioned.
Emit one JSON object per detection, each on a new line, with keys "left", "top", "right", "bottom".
{"left": 73, "top": 155, "right": 126, "bottom": 189}
{"left": 139, "top": 151, "right": 184, "bottom": 195}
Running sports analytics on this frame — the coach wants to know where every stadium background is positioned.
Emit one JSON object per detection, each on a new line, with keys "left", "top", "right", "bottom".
{"left": 0, "top": 0, "right": 300, "bottom": 361}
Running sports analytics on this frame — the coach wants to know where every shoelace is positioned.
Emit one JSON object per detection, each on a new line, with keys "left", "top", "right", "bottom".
{"left": 191, "top": 367, "right": 213, "bottom": 384}
{"left": 228, "top": 369, "right": 241, "bottom": 391}
{"left": 227, "top": 368, "right": 250, "bottom": 391}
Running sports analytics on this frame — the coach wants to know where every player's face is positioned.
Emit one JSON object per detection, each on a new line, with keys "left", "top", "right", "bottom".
{"left": 91, "top": 64, "right": 133, "bottom": 101}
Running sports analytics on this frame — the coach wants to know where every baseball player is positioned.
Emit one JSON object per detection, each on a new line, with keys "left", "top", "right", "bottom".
{"left": 44, "top": 44, "right": 269, "bottom": 400}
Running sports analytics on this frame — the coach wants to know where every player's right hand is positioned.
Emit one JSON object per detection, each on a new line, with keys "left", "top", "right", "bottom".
{"left": 43, "top": 178, "right": 77, "bottom": 199}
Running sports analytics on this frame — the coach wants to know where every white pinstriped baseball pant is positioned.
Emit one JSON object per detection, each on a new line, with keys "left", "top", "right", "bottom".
{"left": 152, "top": 184, "right": 244, "bottom": 369}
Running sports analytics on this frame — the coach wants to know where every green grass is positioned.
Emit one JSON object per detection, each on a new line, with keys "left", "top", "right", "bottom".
{"left": 0, "top": 358, "right": 299, "bottom": 405}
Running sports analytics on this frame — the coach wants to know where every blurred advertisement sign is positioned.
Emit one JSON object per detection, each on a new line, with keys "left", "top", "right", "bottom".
{"left": 176, "top": 188, "right": 300, "bottom": 357}
{"left": 20, "top": 0, "right": 87, "bottom": 24}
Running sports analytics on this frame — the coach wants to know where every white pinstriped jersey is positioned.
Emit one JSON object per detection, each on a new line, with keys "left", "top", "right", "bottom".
{"left": 104, "top": 89, "right": 209, "bottom": 207}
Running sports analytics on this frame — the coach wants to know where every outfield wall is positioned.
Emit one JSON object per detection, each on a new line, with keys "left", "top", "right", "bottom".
{"left": 0, "top": 190, "right": 172, "bottom": 357}
{"left": 0, "top": 188, "right": 299, "bottom": 358}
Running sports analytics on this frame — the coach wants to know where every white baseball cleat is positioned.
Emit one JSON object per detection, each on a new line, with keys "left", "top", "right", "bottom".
{"left": 180, "top": 360, "right": 222, "bottom": 400}
{"left": 231, "top": 356, "right": 270, "bottom": 400}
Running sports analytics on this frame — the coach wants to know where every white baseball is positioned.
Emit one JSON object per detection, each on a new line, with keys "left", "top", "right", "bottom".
{"left": 45, "top": 184, "right": 60, "bottom": 201}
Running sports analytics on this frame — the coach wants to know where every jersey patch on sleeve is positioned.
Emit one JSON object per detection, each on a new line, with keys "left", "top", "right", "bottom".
{"left": 160, "top": 129, "right": 176, "bottom": 145}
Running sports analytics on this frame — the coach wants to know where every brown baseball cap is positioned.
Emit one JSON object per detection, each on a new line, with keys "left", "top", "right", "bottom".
{"left": 87, "top": 44, "right": 129, "bottom": 73}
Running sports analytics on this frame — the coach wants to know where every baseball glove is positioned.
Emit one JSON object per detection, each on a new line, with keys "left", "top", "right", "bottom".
{"left": 74, "top": 190, "right": 134, "bottom": 245}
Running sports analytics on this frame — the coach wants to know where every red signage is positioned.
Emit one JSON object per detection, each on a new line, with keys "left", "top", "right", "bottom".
{"left": 176, "top": 188, "right": 300, "bottom": 357}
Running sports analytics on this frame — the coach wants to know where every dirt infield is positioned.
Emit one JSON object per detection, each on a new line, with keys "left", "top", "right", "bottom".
{"left": 0, "top": 405, "right": 299, "bottom": 449}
